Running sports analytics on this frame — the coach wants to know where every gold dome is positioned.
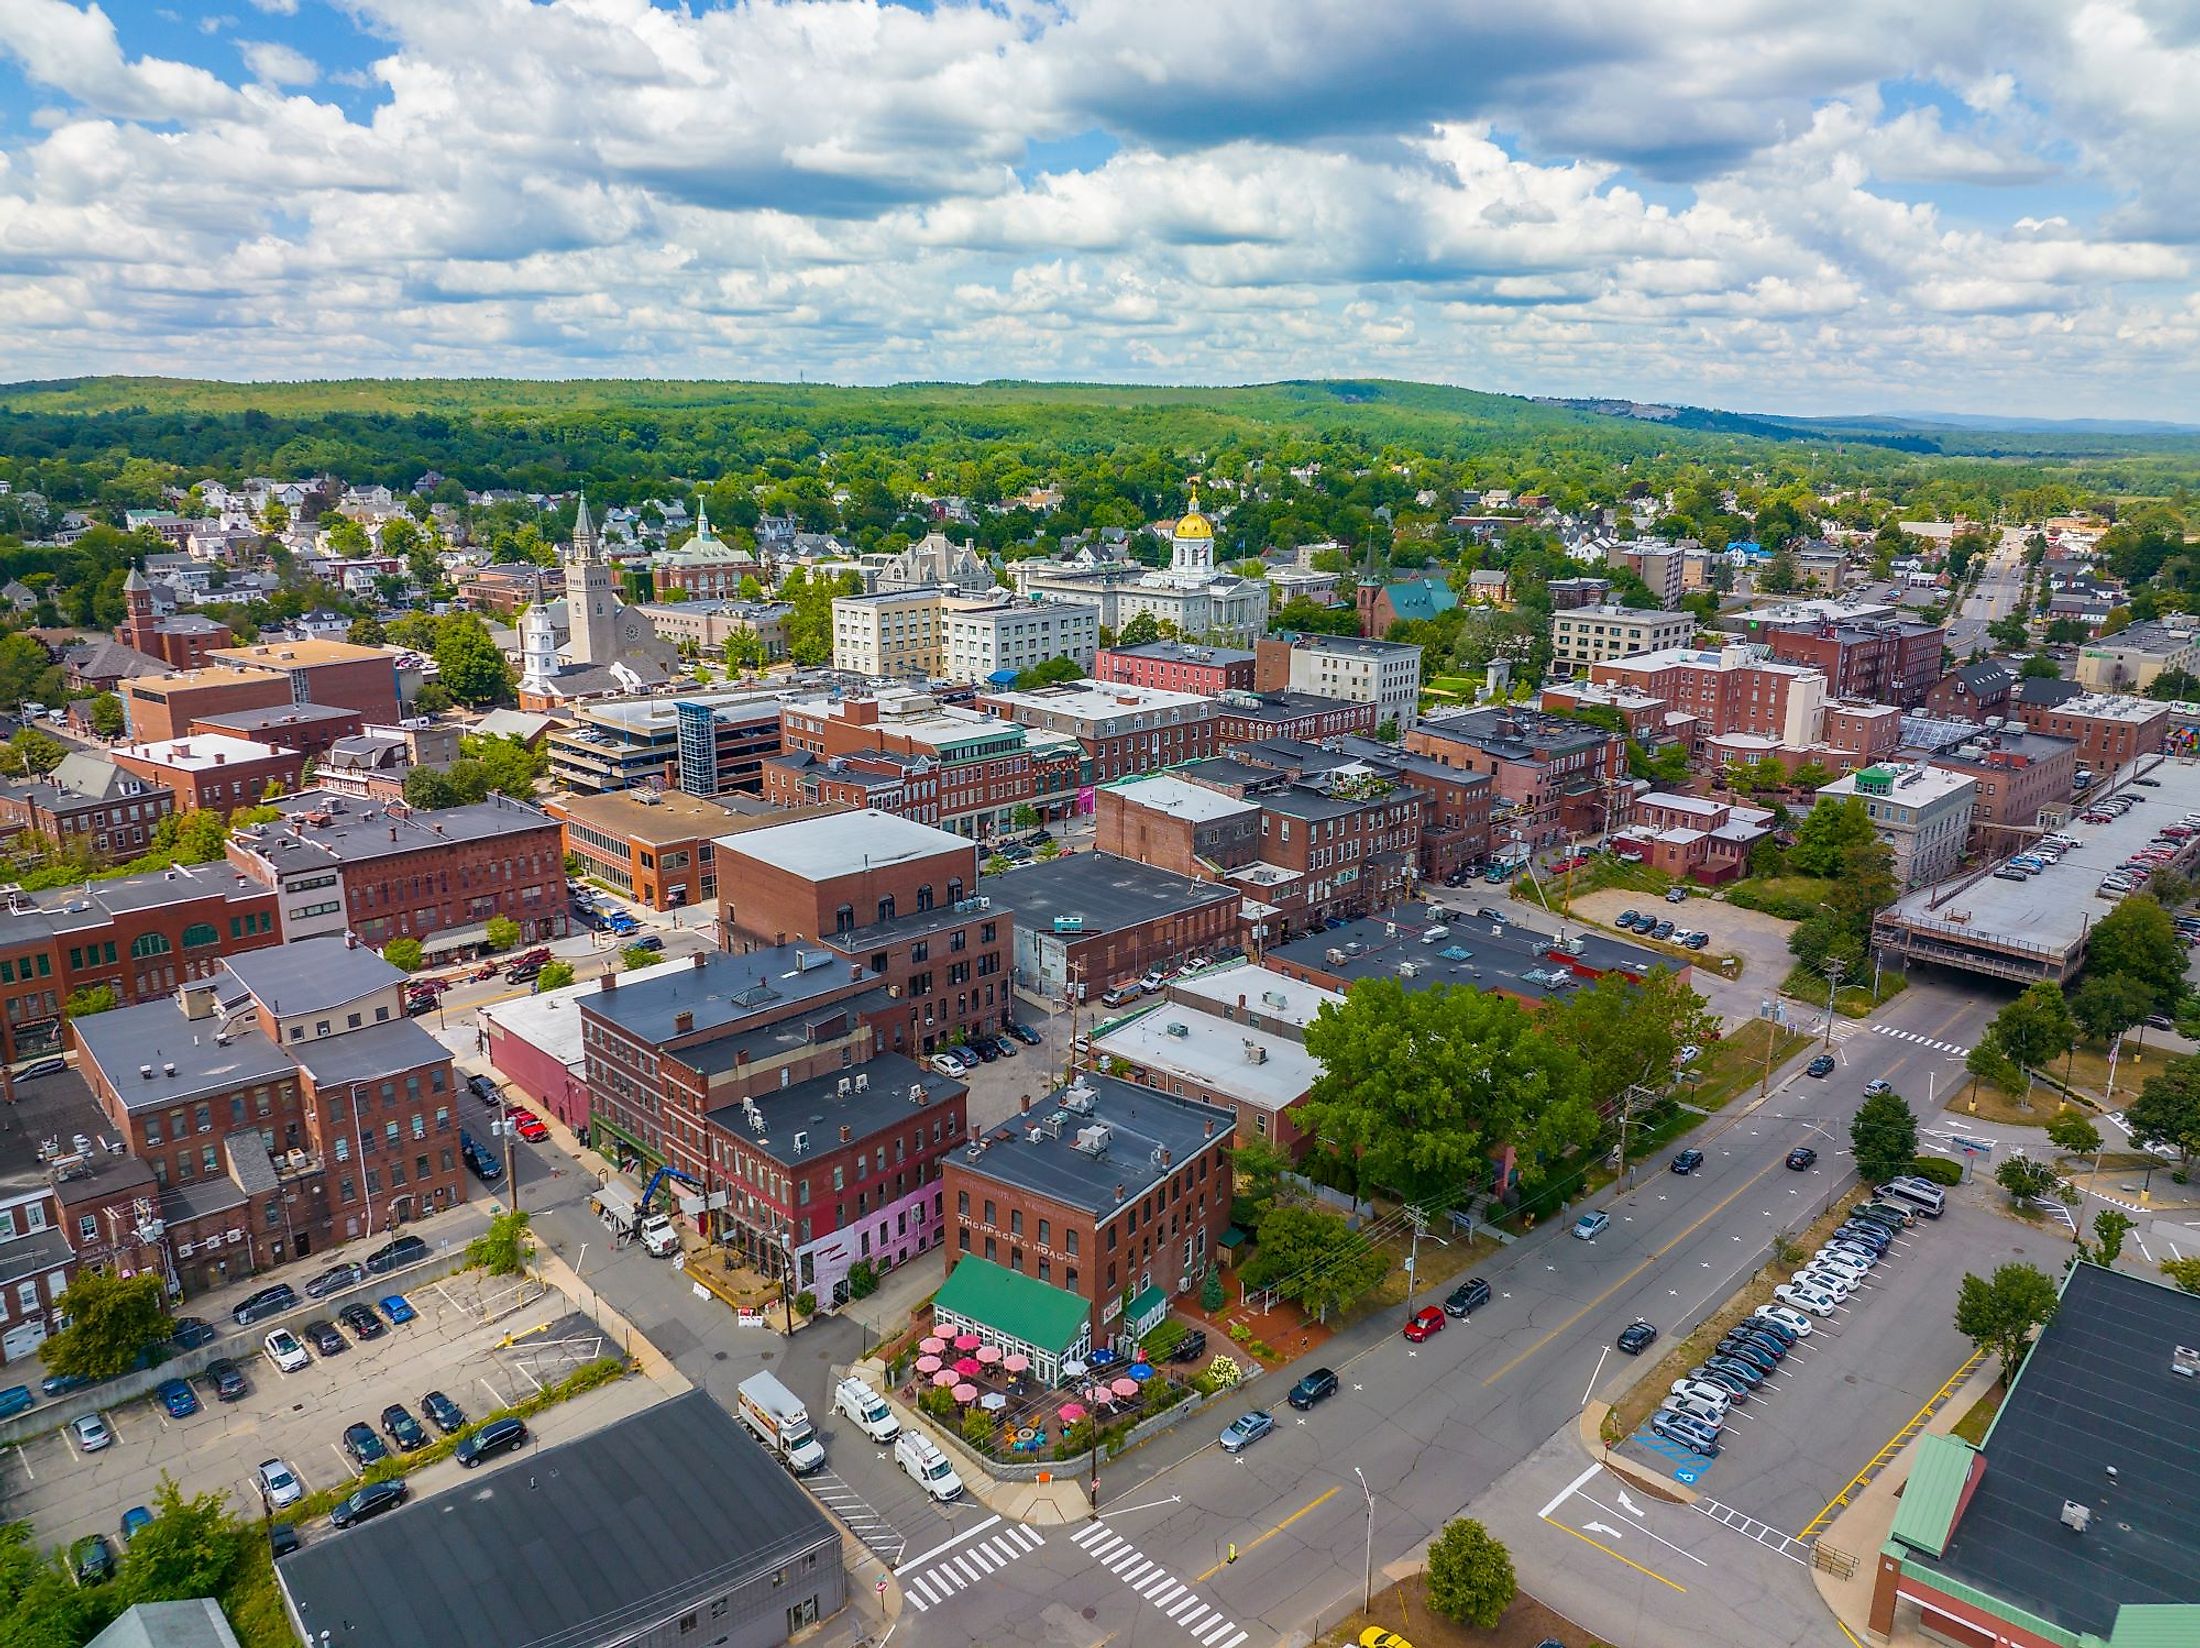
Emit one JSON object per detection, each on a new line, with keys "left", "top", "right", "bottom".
{"left": 1174, "top": 486, "right": 1214, "bottom": 540}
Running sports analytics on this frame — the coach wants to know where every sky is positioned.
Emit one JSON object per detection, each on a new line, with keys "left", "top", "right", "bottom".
{"left": 2, "top": 0, "right": 2199, "bottom": 418}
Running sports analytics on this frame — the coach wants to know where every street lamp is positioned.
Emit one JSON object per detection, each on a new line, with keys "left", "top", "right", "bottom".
{"left": 1353, "top": 1466, "right": 1375, "bottom": 1613}
{"left": 1821, "top": 959, "right": 1847, "bottom": 1050}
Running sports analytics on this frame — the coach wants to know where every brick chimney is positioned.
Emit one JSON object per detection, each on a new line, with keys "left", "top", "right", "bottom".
{"left": 674, "top": 1010, "right": 693, "bottom": 1034}
{"left": 600, "top": 973, "right": 617, "bottom": 991}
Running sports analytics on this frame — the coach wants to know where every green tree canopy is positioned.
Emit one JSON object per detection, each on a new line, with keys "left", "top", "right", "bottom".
{"left": 1850, "top": 1089, "right": 1920, "bottom": 1184}
{"left": 116, "top": 1475, "right": 246, "bottom": 1604}
{"left": 2045, "top": 1109, "right": 2103, "bottom": 1157}
{"left": 1965, "top": 1028, "right": 2028, "bottom": 1098}
{"left": 432, "top": 614, "right": 513, "bottom": 706}
{"left": 1988, "top": 982, "right": 2076, "bottom": 1073}
{"left": 86, "top": 692, "right": 125, "bottom": 739}
{"left": 2126, "top": 1054, "right": 2200, "bottom": 1171}
{"left": 485, "top": 916, "right": 522, "bottom": 951}
{"left": 1239, "top": 1203, "right": 1389, "bottom": 1319}
{"left": 1423, "top": 1518, "right": 1517, "bottom": 1630}
{"left": 39, "top": 1270, "right": 171, "bottom": 1380}
{"left": 1298, "top": 979, "right": 1594, "bottom": 1203}
{"left": 1790, "top": 796, "right": 1877, "bottom": 877}
{"left": 535, "top": 959, "right": 575, "bottom": 990}
{"left": 1012, "top": 655, "right": 1085, "bottom": 690}
{"left": 63, "top": 984, "right": 117, "bottom": 1018}
{"left": 382, "top": 937, "right": 424, "bottom": 973}
{"left": 2085, "top": 894, "right": 2186, "bottom": 1015}
{"left": 2069, "top": 972, "right": 2155, "bottom": 1045}
{"left": 1542, "top": 967, "right": 1711, "bottom": 1119}
{"left": 1956, "top": 1262, "right": 2060, "bottom": 1386}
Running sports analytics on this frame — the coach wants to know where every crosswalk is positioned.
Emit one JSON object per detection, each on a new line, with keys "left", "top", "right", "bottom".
{"left": 1871, "top": 1023, "right": 1972, "bottom": 1057}
{"left": 803, "top": 1471, "right": 905, "bottom": 1565}
{"left": 897, "top": 1521, "right": 1047, "bottom": 1611}
{"left": 1070, "top": 1519, "right": 1250, "bottom": 1648}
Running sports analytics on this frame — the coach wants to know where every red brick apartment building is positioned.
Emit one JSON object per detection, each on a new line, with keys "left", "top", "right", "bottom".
{"left": 186, "top": 701, "right": 366, "bottom": 761}
{"left": 1587, "top": 644, "right": 1828, "bottom": 748}
{"left": 763, "top": 749, "right": 942, "bottom": 823}
{"left": 1405, "top": 707, "right": 1628, "bottom": 851}
{"left": 1093, "top": 642, "right": 1257, "bottom": 696}
{"left": 1763, "top": 619, "right": 1943, "bottom": 708}
{"left": 0, "top": 755, "right": 174, "bottom": 866}
{"left": 2014, "top": 681, "right": 2169, "bottom": 775}
{"left": 1208, "top": 690, "right": 1377, "bottom": 746}
{"left": 69, "top": 940, "right": 466, "bottom": 1294}
{"left": 113, "top": 734, "right": 307, "bottom": 813}
{"left": 1229, "top": 735, "right": 1493, "bottom": 884}
{"left": 1926, "top": 729, "right": 2079, "bottom": 851}
{"left": 942, "top": 1074, "right": 1235, "bottom": 1340}
{"left": 776, "top": 690, "right": 1081, "bottom": 836}
{"left": 714, "top": 809, "right": 1012, "bottom": 1056}
{"left": 576, "top": 949, "right": 971, "bottom": 1302}
{"left": 225, "top": 789, "right": 565, "bottom": 952}
{"left": 978, "top": 680, "right": 1220, "bottom": 785}
{"left": 123, "top": 640, "right": 403, "bottom": 744}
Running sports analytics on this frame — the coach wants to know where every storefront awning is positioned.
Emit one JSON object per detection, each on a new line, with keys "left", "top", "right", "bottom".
{"left": 421, "top": 921, "right": 495, "bottom": 955}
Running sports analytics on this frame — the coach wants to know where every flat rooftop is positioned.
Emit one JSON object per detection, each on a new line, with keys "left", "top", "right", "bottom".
{"left": 578, "top": 946, "right": 864, "bottom": 1045}
{"left": 956, "top": 1072, "right": 1233, "bottom": 1216}
{"left": 116, "top": 732, "right": 289, "bottom": 770}
{"left": 223, "top": 940, "right": 404, "bottom": 1017}
{"left": 1877, "top": 754, "right": 2198, "bottom": 973}
{"left": 1089, "top": 1003, "right": 1317, "bottom": 1112}
{"left": 187, "top": 702, "right": 361, "bottom": 736}
{"left": 1915, "top": 1263, "right": 2200, "bottom": 1637}
{"left": 1168, "top": 962, "right": 1341, "bottom": 1030}
{"left": 237, "top": 790, "right": 558, "bottom": 864}
{"left": 717, "top": 806, "right": 971, "bottom": 881}
{"left": 706, "top": 1052, "right": 963, "bottom": 1168}
{"left": 984, "top": 852, "right": 1241, "bottom": 937}
{"left": 1105, "top": 641, "right": 1255, "bottom": 665}
{"left": 208, "top": 639, "right": 393, "bottom": 670}
{"left": 276, "top": 1389, "right": 839, "bottom": 1648}
{"left": 1106, "top": 774, "right": 1259, "bottom": 823}
{"left": 552, "top": 787, "right": 761, "bottom": 846}
{"left": 982, "top": 680, "right": 1214, "bottom": 722}
{"left": 71, "top": 1000, "right": 297, "bottom": 1111}
{"left": 1268, "top": 899, "right": 1669, "bottom": 999}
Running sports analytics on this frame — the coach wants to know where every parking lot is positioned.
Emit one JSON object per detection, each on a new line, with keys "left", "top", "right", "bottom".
{"left": 0, "top": 1272, "right": 640, "bottom": 1553}
{"left": 1611, "top": 1197, "right": 2068, "bottom": 1536}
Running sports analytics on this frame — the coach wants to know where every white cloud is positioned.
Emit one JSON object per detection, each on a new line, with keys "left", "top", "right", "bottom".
{"left": 0, "top": 0, "right": 2197, "bottom": 414}
{"left": 238, "top": 40, "right": 316, "bottom": 86}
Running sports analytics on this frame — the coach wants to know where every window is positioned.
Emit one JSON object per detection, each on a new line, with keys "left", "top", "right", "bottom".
{"left": 956, "top": 1190, "right": 969, "bottom": 1216}
{"left": 130, "top": 932, "right": 171, "bottom": 959}
{"left": 181, "top": 922, "right": 218, "bottom": 948}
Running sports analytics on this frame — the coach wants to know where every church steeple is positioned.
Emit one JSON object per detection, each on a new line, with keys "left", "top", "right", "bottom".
{"left": 694, "top": 498, "right": 714, "bottom": 544}
{"left": 569, "top": 490, "right": 597, "bottom": 564}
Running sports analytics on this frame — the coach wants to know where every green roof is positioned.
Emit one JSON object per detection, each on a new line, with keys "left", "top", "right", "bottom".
{"left": 1384, "top": 579, "right": 1458, "bottom": 622}
{"left": 934, "top": 1256, "right": 1088, "bottom": 1354}
{"left": 2107, "top": 1605, "right": 2200, "bottom": 1648}
{"left": 1890, "top": 1432, "right": 1978, "bottom": 1557}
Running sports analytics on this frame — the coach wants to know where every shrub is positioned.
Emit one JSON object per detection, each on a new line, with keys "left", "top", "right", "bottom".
{"left": 1055, "top": 1418, "right": 1097, "bottom": 1461}
{"left": 794, "top": 1290, "right": 817, "bottom": 1316}
{"left": 845, "top": 1260, "right": 878, "bottom": 1300}
{"left": 961, "top": 1407, "right": 996, "bottom": 1450}
{"left": 1909, "top": 1155, "right": 1964, "bottom": 1187}
{"left": 920, "top": 1386, "right": 957, "bottom": 1421}
{"left": 1200, "top": 1268, "right": 1226, "bottom": 1311}
{"left": 1227, "top": 1321, "right": 1252, "bottom": 1343}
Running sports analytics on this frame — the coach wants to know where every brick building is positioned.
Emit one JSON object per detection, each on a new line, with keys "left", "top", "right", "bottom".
{"left": 205, "top": 640, "right": 403, "bottom": 729}
{"left": 122, "top": 667, "right": 290, "bottom": 744}
{"left": 225, "top": 789, "right": 565, "bottom": 952}
{"left": 984, "top": 850, "right": 1243, "bottom": 1001}
{"left": 1586, "top": 645, "right": 1828, "bottom": 751}
{"left": 1926, "top": 728, "right": 2079, "bottom": 852}
{"left": 1921, "top": 659, "right": 2017, "bottom": 723}
{"left": 1405, "top": 707, "right": 1629, "bottom": 852}
{"left": 2014, "top": 682, "right": 2169, "bottom": 777}
{"left": 1609, "top": 792, "right": 1776, "bottom": 884}
{"left": 942, "top": 1073, "right": 1234, "bottom": 1342}
{"left": 978, "top": 679, "right": 1220, "bottom": 786}
{"left": 1232, "top": 735, "right": 1493, "bottom": 885}
{"left": 776, "top": 690, "right": 1082, "bottom": 837}
{"left": 714, "top": 809, "right": 1012, "bottom": 1056}
{"left": 1254, "top": 635, "right": 1423, "bottom": 730}
{"left": 452, "top": 564, "right": 557, "bottom": 617}
{"left": 186, "top": 701, "right": 366, "bottom": 761}
{"left": 70, "top": 941, "right": 466, "bottom": 1294}
{"left": 112, "top": 734, "right": 308, "bottom": 813}
{"left": 550, "top": 788, "right": 841, "bottom": 911}
{"left": 1093, "top": 641, "right": 1256, "bottom": 696}
{"left": 115, "top": 568, "right": 233, "bottom": 669}
{"left": 1208, "top": 689, "right": 1377, "bottom": 746}
{"left": 0, "top": 753, "right": 173, "bottom": 866}
{"left": 576, "top": 949, "right": 971, "bottom": 1303}
{"left": 1763, "top": 618, "right": 1944, "bottom": 707}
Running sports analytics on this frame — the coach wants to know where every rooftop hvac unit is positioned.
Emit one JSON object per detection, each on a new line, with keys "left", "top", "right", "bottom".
{"left": 1243, "top": 1041, "right": 1267, "bottom": 1064}
{"left": 836, "top": 1077, "right": 851, "bottom": 1097}
{"left": 908, "top": 1083, "right": 926, "bottom": 1104}
{"left": 792, "top": 1131, "right": 809, "bottom": 1156}
{"left": 853, "top": 1072, "right": 869, "bottom": 1092}
{"left": 1325, "top": 948, "right": 1346, "bottom": 964}
{"left": 1261, "top": 990, "right": 1288, "bottom": 1008}
{"left": 1165, "top": 1022, "right": 1190, "bottom": 1038}
{"left": 1073, "top": 1124, "right": 1112, "bottom": 1157}
{"left": 2060, "top": 1501, "right": 2092, "bottom": 1533}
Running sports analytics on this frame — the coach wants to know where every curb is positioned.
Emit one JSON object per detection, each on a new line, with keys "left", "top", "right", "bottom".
{"left": 1575, "top": 1401, "right": 1699, "bottom": 1504}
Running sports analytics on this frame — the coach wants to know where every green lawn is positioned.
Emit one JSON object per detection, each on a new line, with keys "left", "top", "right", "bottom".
{"left": 1687, "top": 1020, "right": 1814, "bottom": 1111}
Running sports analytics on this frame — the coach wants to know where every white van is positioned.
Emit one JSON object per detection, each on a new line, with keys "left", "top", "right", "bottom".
{"left": 1878, "top": 1177, "right": 1947, "bottom": 1219}
{"left": 834, "top": 1378, "right": 901, "bottom": 1442}
{"left": 895, "top": 1431, "right": 963, "bottom": 1502}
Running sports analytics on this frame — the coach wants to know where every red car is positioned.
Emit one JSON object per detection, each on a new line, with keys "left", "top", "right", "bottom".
{"left": 1550, "top": 854, "right": 1589, "bottom": 874}
{"left": 1402, "top": 1306, "right": 1445, "bottom": 1343}
{"left": 506, "top": 1109, "right": 549, "bottom": 1143}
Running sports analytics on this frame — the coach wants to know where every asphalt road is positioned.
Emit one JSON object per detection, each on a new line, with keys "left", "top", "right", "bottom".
{"left": 1948, "top": 532, "right": 2028, "bottom": 656}
{"left": 891, "top": 976, "right": 2011, "bottom": 1648}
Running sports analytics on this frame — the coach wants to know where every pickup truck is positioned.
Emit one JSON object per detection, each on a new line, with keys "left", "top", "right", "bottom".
{"left": 834, "top": 1378, "right": 900, "bottom": 1442}
{"left": 737, "top": 1371, "right": 826, "bottom": 1474}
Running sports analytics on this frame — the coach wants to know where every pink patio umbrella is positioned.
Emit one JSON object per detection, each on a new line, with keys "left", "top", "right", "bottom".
{"left": 975, "top": 1345, "right": 1003, "bottom": 1365}
{"left": 931, "top": 1368, "right": 959, "bottom": 1388}
{"left": 1088, "top": 1384, "right": 1116, "bottom": 1405}
{"left": 919, "top": 1337, "right": 946, "bottom": 1356}
{"left": 1110, "top": 1376, "right": 1141, "bottom": 1399}
{"left": 1058, "top": 1402, "right": 1087, "bottom": 1424}
{"left": 953, "top": 1333, "right": 983, "bottom": 1352}
{"left": 952, "top": 1382, "right": 979, "bottom": 1405}
{"left": 954, "top": 1357, "right": 983, "bottom": 1378}
{"left": 914, "top": 1355, "right": 942, "bottom": 1374}
{"left": 1001, "top": 1353, "right": 1030, "bottom": 1374}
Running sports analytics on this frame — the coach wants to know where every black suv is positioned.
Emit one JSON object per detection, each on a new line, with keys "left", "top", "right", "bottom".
{"left": 330, "top": 1480, "right": 407, "bottom": 1529}
{"left": 380, "top": 1404, "right": 428, "bottom": 1452}
{"left": 1166, "top": 1328, "right": 1208, "bottom": 1364}
{"left": 338, "top": 1303, "right": 385, "bottom": 1341}
{"left": 455, "top": 1417, "right": 528, "bottom": 1467}
{"left": 341, "top": 1422, "right": 388, "bottom": 1469}
{"left": 421, "top": 1390, "right": 467, "bottom": 1435}
{"left": 304, "top": 1320, "right": 347, "bottom": 1356}
{"left": 365, "top": 1235, "right": 428, "bottom": 1275}
{"left": 1806, "top": 1054, "right": 1837, "bottom": 1078}
{"left": 1443, "top": 1277, "right": 1491, "bottom": 1318}
{"left": 232, "top": 1283, "right": 299, "bottom": 1326}
{"left": 1285, "top": 1368, "right": 1339, "bottom": 1410}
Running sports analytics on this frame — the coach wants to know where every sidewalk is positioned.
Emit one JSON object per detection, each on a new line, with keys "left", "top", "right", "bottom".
{"left": 180, "top": 1192, "right": 493, "bottom": 1330}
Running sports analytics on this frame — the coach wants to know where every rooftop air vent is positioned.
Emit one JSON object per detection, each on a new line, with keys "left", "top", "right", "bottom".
{"left": 2174, "top": 1345, "right": 2200, "bottom": 1379}
{"left": 2060, "top": 1501, "right": 2092, "bottom": 1534}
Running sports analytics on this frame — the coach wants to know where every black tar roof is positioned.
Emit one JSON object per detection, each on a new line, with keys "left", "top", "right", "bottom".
{"left": 223, "top": 942, "right": 403, "bottom": 1017}
{"left": 984, "top": 853, "right": 1239, "bottom": 938}
{"left": 579, "top": 946, "right": 863, "bottom": 1044}
{"left": 706, "top": 1052, "right": 963, "bottom": 1168}
{"left": 72, "top": 1000, "right": 298, "bottom": 1111}
{"left": 1267, "top": 901, "right": 1668, "bottom": 1000}
{"left": 955, "top": 1071, "right": 1232, "bottom": 1217}
{"left": 1921, "top": 1263, "right": 2200, "bottom": 1637}
{"left": 276, "top": 1389, "right": 839, "bottom": 1648}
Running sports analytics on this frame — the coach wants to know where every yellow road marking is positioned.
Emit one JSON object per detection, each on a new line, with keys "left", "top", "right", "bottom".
{"left": 1833, "top": 1617, "right": 1870, "bottom": 1648}
{"left": 1482, "top": 1152, "right": 1794, "bottom": 1386}
{"left": 1193, "top": 1486, "right": 1339, "bottom": 1582}
{"left": 1795, "top": 1349, "right": 1984, "bottom": 1539}
{"left": 1539, "top": 1515, "right": 1687, "bottom": 1593}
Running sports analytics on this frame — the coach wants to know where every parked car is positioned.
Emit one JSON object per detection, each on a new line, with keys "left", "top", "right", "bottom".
{"left": 1701, "top": 1354, "right": 1767, "bottom": 1390}
{"left": 263, "top": 1329, "right": 310, "bottom": 1372}
{"left": 1443, "top": 1277, "right": 1491, "bottom": 1318}
{"left": 467, "top": 1073, "right": 502, "bottom": 1107}
{"left": 119, "top": 1506, "right": 153, "bottom": 1545}
{"left": 1617, "top": 1320, "right": 1658, "bottom": 1354}
{"left": 1786, "top": 1146, "right": 1819, "bottom": 1170}
{"left": 1286, "top": 1368, "right": 1339, "bottom": 1410}
{"left": 460, "top": 1130, "right": 503, "bottom": 1183}
{"left": 1806, "top": 1054, "right": 1837, "bottom": 1078}
{"left": 1166, "top": 1329, "right": 1208, "bottom": 1365}
{"left": 504, "top": 961, "right": 543, "bottom": 984}
{"left": 377, "top": 1294, "right": 416, "bottom": 1326}
{"left": 1219, "top": 1411, "right": 1275, "bottom": 1453}
{"left": 1671, "top": 1378, "right": 1739, "bottom": 1412}
{"left": 1572, "top": 1210, "right": 1610, "bottom": 1240}
{"left": 71, "top": 1413, "right": 114, "bottom": 1453}
{"left": 1683, "top": 931, "right": 1709, "bottom": 950}
{"left": 41, "top": 1370, "right": 96, "bottom": 1398}
{"left": 305, "top": 1262, "right": 365, "bottom": 1300}
{"left": 1650, "top": 1411, "right": 1721, "bottom": 1457}
{"left": 455, "top": 1416, "right": 528, "bottom": 1467}
{"left": 341, "top": 1422, "right": 388, "bottom": 1469}
{"left": 156, "top": 1377, "right": 200, "bottom": 1419}
{"left": 233, "top": 1282, "right": 299, "bottom": 1325}
{"left": 1688, "top": 1364, "right": 1755, "bottom": 1398}
{"left": 931, "top": 1051, "right": 970, "bottom": 1077}
{"left": 506, "top": 1109, "right": 549, "bottom": 1142}
{"left": 380, "top": 1404, "right": 428, "bottom": 1452}
{"left": 169, "top": 1316, "right": 216, "bottom": 1350}
{"left": 970, "top": 1038, "right": 999, "bottom": 1063}
{"left": 1664, "top": 887, "right": 1688, "bottom": 904}
{"left": 1756, "top": 1303, "right": 1813, "bottom": 1338}
{"left": 257, "top": 1458, "right": 304, "bottom": 1509}
{"left": 991, "top": 1034, "right": 1018, "bottom": 1058}
{"left": 1402, "top": 1306, "right": 1446, "bottom": 1342}
{"left": 330, "top": 1479, "right": 407, "bottom": 1528}
{"left": 1005, "top": 1021, "right": 1042, "bottom": 1046}
{"left": 304, "top": 1320, "right": 347, "bottom": 1357}
{"left": 338, "top": 1303, "right": 385, "bottom": 1341}
{"left": 1774, "top": 1281, "right": 1839, "bottom": 1316}
{"left": 206, "top": 1358, "right": 247, "bottom": 1401}
{"left": 1617, "top": 909, "right": 1641, "bottom": 930}
{"left": 421, "top": 1390, "right": 467, "bottom": 1434}
{"left": 1669, "top": 1148, "right": 1704, "bottom": 1175}
{"left": 70, "top": 1534, "right": 115, "bottom": 1586}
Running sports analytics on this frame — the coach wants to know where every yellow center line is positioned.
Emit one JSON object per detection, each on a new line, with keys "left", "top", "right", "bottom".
{"left": 1539, "top": 1515, "right": 1687, "bottom": 1593}
{"left": 1193, "top": 1486, "right": 1339, "bottom": 1582}
{"left": 1483, "top": 1150, "right": 1794, "bottom": 1386}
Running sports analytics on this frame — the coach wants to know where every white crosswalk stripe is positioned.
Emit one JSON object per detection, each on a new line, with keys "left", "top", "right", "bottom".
{"left": 897, "top": 1522, "right": 1047, "bottom": 1612}
{"left": 1871, "top": 1024, "right": 1972, "bottom": 1056}
{"left": 1066, "top": 1519, "right": 1243, "bottom": 1642}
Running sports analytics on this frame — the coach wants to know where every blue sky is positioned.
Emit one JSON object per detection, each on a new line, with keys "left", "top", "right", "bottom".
{"left": 1, "top": 1, "right": 2197, "bottom": 417}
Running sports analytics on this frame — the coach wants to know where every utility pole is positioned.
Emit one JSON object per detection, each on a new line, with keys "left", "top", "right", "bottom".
{"left": 1401, "top": 1204, "right": 1426, "bottom": 1322}
{"left": 1614, "top": 1078, "right": 1657, "bottom": 1187}
{"left": 1757, "top": 998, "right": 1786, "bottom": 1102}
{"left": 1821, "top": 959, "right": 1846, "bottom": 1050}
{"left": 1354, "top": 1466, "right": 1375, "bottom": 1613}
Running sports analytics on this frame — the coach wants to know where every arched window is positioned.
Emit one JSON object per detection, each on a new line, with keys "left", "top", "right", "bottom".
{"left": 916, "top": 885, "right": 934, "bottom": 913}
{"left": 130, "top": 932, "right": 172, "bottom": 959}
{"left": 834, "top": 904, "right": 854, "bottom": 936}
{"left": 181, "top": 923, "right": 218, "bottom": 949}
{"left": 876, "top": 896, "right": 896, "bottom": 924}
